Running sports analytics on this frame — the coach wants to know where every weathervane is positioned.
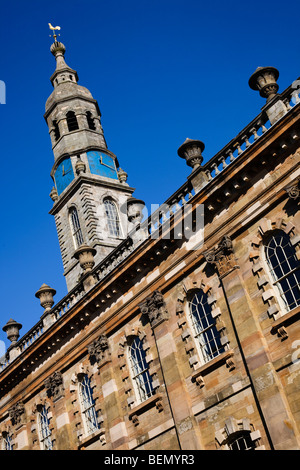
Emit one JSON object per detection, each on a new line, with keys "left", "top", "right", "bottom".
{"left": 48, "top": 23, "right": 61, "bottom": 42}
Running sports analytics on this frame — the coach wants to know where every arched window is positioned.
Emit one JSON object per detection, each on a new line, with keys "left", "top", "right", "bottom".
{"left": 104, "top": 199, "right": 121, "bottom": 237}
{"left": 52, "top": 119, "right": 60, "bottom": 141}
{"left": 128, "top": 336, "right": 154, "bottom": 404}
{"left": 37, "top": 405, "right": 52, "bottom": 450}
{"left": 86, "top": 111, "right": 96, "bottom": 130}
{"left": 69, "top": 207, "right": 84, "bottom": 249}
{"left": 1, "top": 431, "right": 13, "bottom": 450}
{"left": 78, "top": 374, "right": 99, "bottom": 436}
{"left": 226, "top": 431, "right": 256, "bottom": 450}
{"left": 66, "top": 111, "right": 79, "bottom": 132}
{"left": 264, "top": 230, "right": 300, "bottom": 312}
{"left": 189, "top": 290, "right": 224, "bottom": 364}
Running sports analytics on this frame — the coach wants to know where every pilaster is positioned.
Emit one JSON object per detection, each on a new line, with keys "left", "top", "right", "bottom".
{"left": 205, "top": 235, "right": 300, "bottom": 450}
{"left": 140, "top": 290, "right": 203, "bottom": 450}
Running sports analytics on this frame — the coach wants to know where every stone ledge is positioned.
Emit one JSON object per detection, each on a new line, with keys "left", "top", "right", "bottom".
{"left": 78, "top": 427, "right": 104, "bottom": 449}
{"left": 270, "top": 305, "right": 300, "bottom": 337}
{"left": 191, "top": 349, "right": 235, "bottom": 383}
{"left": 128, "top": 393, "right": 162, "bottom": 420}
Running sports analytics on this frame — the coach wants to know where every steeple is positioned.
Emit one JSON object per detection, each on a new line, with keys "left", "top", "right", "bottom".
{"left": 45, "top": 28, "right": 135, "bottom": 291}
{"left": 50, "top": 40, "right": 78, "bottom": 88}
{"left": 44, "top": 37, "right": 108, "bottom": 161}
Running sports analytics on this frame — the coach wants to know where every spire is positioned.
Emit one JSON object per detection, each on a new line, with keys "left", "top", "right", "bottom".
{"left": 48, "top": 24, "right": 78, "bottom": 87}
{"left": 44, "top": 25, "right": 108, "bottom": 160}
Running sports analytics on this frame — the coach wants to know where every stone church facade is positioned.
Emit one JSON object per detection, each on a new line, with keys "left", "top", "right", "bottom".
{"left": 0, "top": 38, "right": 299, "bottom": 451}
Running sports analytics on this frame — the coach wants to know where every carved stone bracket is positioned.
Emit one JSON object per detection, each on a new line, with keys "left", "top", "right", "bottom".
{"left": 204, "top": 236, "right": 238, "bottom": 277}
{"left": 128, "top": 393, "right": 164, "bottom": 426}
{"left": 8, "top": 401, "right": 26, "bottom": 428}
{"left": 284, "top": 177, "right": 300, "bottom": 201}
{"left": 191, "top": 349, "right": 235, "bottom": 388}
{"left": 139, "top": 290, "right": 169, "bottom": 328}
{"left": 44, "top": 371, "right": 65, "bottom": 401}
{"left": 88, "top": 334, "right": 111, "bottom": 368}
{"left": 270, "top": 305, "right": 300, "bottom": 340}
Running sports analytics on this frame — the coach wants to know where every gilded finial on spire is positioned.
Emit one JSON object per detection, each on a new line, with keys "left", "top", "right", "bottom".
{"left": 48, "top": 23, "right": 61, "bottom": 43}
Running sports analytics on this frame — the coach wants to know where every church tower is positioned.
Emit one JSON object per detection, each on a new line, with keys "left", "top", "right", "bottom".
{"left": 44, "top": 36, "right": 135, "bottom": 291}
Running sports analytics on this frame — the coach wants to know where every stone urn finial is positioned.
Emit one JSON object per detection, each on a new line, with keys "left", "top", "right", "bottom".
{"left": 75, "top": 155, "right": 86, "bottom": 175}
{"left": 35, "top": 284, "right": 56, "bottom": 312}
{"left": 118, "top": 168, "right": 128, "bottom": 184}
{"left": 50, "top": 187, "right": 59, "bottom": 203}
{"left": 177, "top": 138, "right": 205, "bottom": 170}
{"left": 73, "top": 244, "right": 97, "bottom": 273}
{"left": 121, "top": 197, "right": 145, "bottom": 225}
{"left": 2, "top": 319, "right": 22, "bottom": 344}
{"left": 249, "top": 66, "right": 279, "bottom": 102}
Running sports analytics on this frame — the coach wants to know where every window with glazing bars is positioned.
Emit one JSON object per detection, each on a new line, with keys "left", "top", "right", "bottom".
{"left": 37, "top": 406, "right": 52, "bottom": 450}
{"left": 1, "top": 432, "right": 13, "bottom": 450}
{"left": 189, "top": 290, "right": 224, "bottom": 364}
{"left": 70, "top": 207, "right": 84, "bottom": 248}
{"left": 265, "top": 230, "right": 300, "bottom": 312}
{"left": 78, "top": 374, "right": 99, "bottom": 436}
{"left": 128, "top": 337, "right": 154, "bottom": 404}
{"left": 104, "top": 199, "right": 121, "bottom": 237}
{"left": 227, "top": 432, "right": 255, "bottom": 450}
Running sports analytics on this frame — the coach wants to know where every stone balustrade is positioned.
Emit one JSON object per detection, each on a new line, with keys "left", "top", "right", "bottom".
{"left": 1, "top": 76, "right": 300, "bottom": 375}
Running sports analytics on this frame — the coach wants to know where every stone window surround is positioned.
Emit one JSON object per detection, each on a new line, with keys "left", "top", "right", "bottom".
{"left": 215, "top": 416, "right": 265, "bottom": 450}
{"left": 0, "top": 425, "right": 14, "bottom": 450}
{"left": 118, "top": 326, "right": 163, "bottom": 426}
{"left": 250, "top": 217, "right": 300, "bottom": 339}
{"left": 31, "top": 399, "right": 54, "bottom": 450}
{"left": 68, "top": 203, "right": 85, "bottom": 250}
{"left": 69, "top": 362, "right": 105, "bottom": 446}
{"left": 100, "top": 192, "right": 124, "bottom": 241}
{"left": 176, "top": 278, "right": 235, "bottom": 388}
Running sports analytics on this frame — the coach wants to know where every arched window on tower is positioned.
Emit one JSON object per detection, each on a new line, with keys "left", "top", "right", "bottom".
{"left": 69, "top": 207, "right": 84, "bottom": 249}
{"left": 52, "top": 119, "right": 60, "bottom": 141}
{"left": 37, "top": 405, "right": 53, "bottom": 450}
{"left": 66, "top": 111, "right": 79, "bottom": 132}
{"left": 104, "top": 199, "right": 122, "bottom": 237}
{"left": 86, "top": 111, "right": 96, "bottom": 130}
{"left": 188, "top": 289, "right": 224, "bottom": 364}
{"left": 264, "top": 230, "right": 300, "bottom": 312}
{"left": 128, "top": 336, "right": 154, "bottom": 404}
{"left": 78, "top": 374, "right": 99, "bottom": 436}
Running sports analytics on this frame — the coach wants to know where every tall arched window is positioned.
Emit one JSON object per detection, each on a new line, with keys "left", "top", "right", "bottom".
{"left": 78, "top": 374, "right": 99, "bottom": 436}
{"left": 1, "top": 431, "right": 13, "bottom": 450}
{"left": 128, "top": 337, "right": 154, "bottom": 404}
{"left": 104, "top": 199, "right": 121, "bottom": 237}
{"left": 69, "top": 207, "right": 84, "bottom": 249}
{"left": 86, "top": 111, "right": 96, "bottom": 130}
{"left": 189, "top": 290, "right": 224, "bottom": 364}
{"left": 264, "top": 230, "right": 300, "bottom": 312}
{"left": 37, "top": 405, "right": 53, "bottom": 450}
{"left": 225, "top": 431, "right": 256, "bottom": 450}
{"left": 66, "top": 111, "right": 79, "bottom": 132}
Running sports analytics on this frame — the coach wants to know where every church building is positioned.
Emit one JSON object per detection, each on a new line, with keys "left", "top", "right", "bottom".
{"left": 0, "top": 32, "right": 299, "bottom": 451}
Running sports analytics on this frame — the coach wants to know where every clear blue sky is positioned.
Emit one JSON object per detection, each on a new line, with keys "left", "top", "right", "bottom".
{"left": 0, "top": 0, "right": 300, "bottom": 348}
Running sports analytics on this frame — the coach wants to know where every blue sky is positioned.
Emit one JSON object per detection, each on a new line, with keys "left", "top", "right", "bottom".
{"left": 0, "top": 0, "right": 300, "bottom": 349}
